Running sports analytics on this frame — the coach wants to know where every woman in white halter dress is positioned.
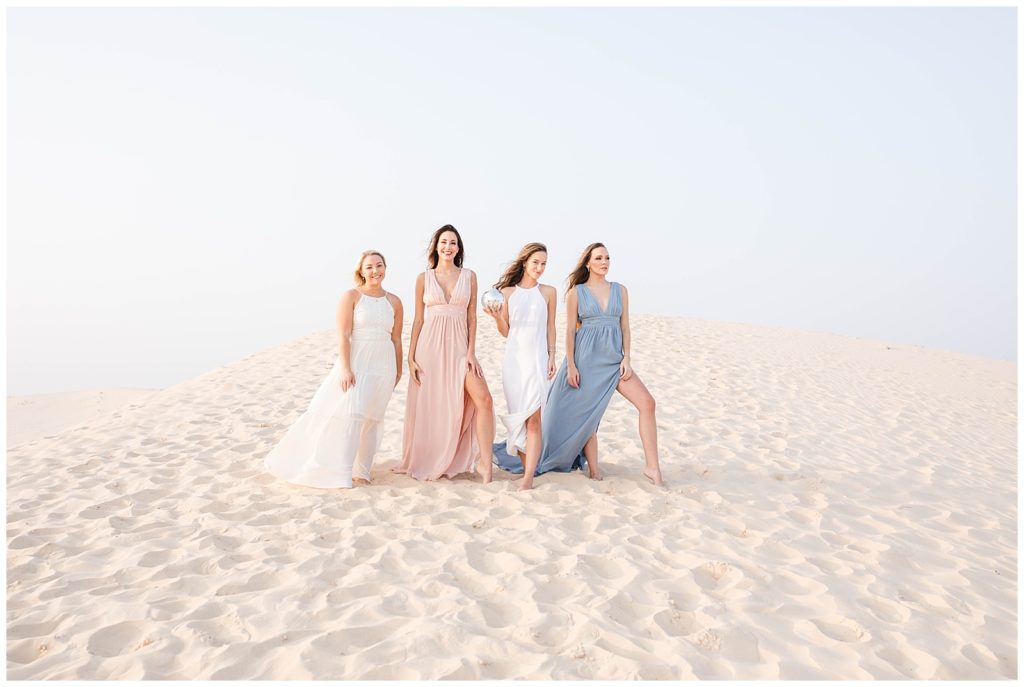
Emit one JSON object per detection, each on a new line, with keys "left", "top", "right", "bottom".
{"left": 264, "top": 251, "right": 403, "bottom": 488}
{"left": 485, "top": 243, "right": 557, "bottom": 490}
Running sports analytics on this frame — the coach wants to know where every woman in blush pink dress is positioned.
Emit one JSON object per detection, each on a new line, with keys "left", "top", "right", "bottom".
{"left": 394, "top": 224, "right": 495, "bottom": 482}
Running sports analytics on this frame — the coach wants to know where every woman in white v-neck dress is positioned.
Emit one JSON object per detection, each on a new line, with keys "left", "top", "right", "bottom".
{"left": 264, "top": 250, "right": 403, "bottom": 489}
{"left": 485, "top": 242, "right": 557, "bottom": 490}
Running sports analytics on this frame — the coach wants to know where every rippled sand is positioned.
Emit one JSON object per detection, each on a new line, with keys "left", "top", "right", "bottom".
{"left": 7, "top": 315, "right": 1016, "bottom": 679}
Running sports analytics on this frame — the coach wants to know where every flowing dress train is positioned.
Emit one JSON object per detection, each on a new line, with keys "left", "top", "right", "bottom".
{"left": 492, "top": 285, "right": 551, "bottom": 463}
{"left": 494, "top": 282, "right": 622, "bottom": 475}
{"left": 264, "top": 294, "right": 397, "bottom": 487}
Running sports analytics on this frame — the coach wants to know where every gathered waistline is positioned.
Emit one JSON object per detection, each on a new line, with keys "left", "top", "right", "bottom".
{"left": 351, "top": 334, "right": 393, "bottom": 343}
{"left": 426, "top": 305, "right": 466, "bottom": 315}
{"left": 580, "top": 316, "right": 620, "bottom": 328}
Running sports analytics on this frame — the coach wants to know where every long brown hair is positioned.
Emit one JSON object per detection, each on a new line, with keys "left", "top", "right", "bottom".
{"left": 427, "top": 224, "right": 465, "bottom": 268}
{"left": 566, "top": 242, "right": 606, "bottom": 293}
{"left": 494, "top": 242, "right": 547, "bottom": 290}
{"left": 353, "top": 250, "right": 386, "bottom": 286}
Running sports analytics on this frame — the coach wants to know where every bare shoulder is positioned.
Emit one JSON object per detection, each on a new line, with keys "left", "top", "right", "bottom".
{"left": 540, "top": 284, "right": 557, "bottom": 300}
{"left": 416, "top": 272, "right": 425, "bottom": 285}
{"left": 466, "top": 268, "right": 477, "bottom": 281}
{"left": 500, "top": 285, "right": 515, "bottom": 298}
{"left": 385, "top": 291, "right": 403, "bottom": 310}
{"left": 616, "top": 282, "right": 629, "bottom": 296}
{"left": 339, "top": 288, "right": 360, "bottom": 305}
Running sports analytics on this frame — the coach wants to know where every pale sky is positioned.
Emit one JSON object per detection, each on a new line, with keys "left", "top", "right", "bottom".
{"left": 7, "top": 7, "right": 1017, "bottom": 395}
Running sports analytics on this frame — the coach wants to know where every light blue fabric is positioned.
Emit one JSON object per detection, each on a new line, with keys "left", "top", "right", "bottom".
{"left": 494, "top": 282, "right": 623, "bottom": 474}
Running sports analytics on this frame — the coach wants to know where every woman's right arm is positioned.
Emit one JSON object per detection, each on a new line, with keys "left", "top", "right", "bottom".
{"left": 407, "top": 273, "right": 426, "bottom": 385}
{"left": 565, "top": 287, "right": 580, "bottom": 388}
{"left": 337, "top": 290, "right": 357, "bottom": 391}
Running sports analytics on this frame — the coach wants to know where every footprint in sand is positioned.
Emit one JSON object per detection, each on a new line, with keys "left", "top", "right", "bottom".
{"left": 693, "top": 561, "right": 738, "bottom": 591}
{"left": 578, "top": 554, "right": 626, "bottom": 581}
{"left": 215, "top": 570, "right": 282, "bottom": 596}
{"left": 961, "top": 643, "right": 1015, "bottom": 677}
{"left": 534, "top": 576, "right": 586, "bottom": 605}
{"left": 653, "top": 608, "right": 699, "bottom": 637}
{"left": 378, "top": 590, "right": 426, "bottom": 618}
{"left": 8, "top": 615, "right": 68, "bottom": 640}
{"left": 137, "top": 549, "right": 176, "bottom": 568}
{"left": 209, "top": 534, "right": 244, "bottom": 551}
{"left": 8, "top": 638, "right": 58, "bottom": 665}
{"left": 693, "top": 628, "right": 721, "bottom": 652}
{"left": 310, "top": 619, "right": 408, "bottom": 654}
{"left": 8, "top": 535, "right": 44, "bottom": 550}
{"left": 528, "top": 613, "right": 573, "bottom": 648}
{"left": 177, "top": 599, "right": 227, "bottom": 621}
{"left": 770, "top": 570, "right": 828, "bottom": 597}
{"left": 86, "top": 621, "right": 157, "bottom": 657}
{"left": 720, "top": 627, "right": 762, "bottom": 663}
{"left": 859, "top": 597, "right": 911, "bottom": 624}
{"left": 459, "top": 600, "right": 523, "bottom": 629}
{"left": 809, "top": 616, "right": 870, "bottom": 643}
{"left": 787, "top": 508, "right": 822, "bottom": 525}
{"left": 182, "top": 618, "right": 249, "bottom": 647}
{"left": 876, "top": 645, "right": 941, "bottom": 679}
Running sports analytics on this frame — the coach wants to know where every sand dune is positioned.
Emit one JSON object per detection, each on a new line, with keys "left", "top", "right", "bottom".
{"left": 6, "top": 315, "right": 1016, "bottom": 679}
{"left": 7, "top": 389, "right": 157, "bottom": 448}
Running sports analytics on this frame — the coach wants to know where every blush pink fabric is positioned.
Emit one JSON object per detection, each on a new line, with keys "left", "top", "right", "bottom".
{"left": 396, "top": 269, "right": 478, "bottom": 480}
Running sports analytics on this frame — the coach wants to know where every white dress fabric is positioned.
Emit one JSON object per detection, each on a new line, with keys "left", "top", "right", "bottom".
{"left": 499, "top": 285, "right": 552, "bottom": 456}
{"left": 264, "top": 294, "right": 396, "bottom": 488}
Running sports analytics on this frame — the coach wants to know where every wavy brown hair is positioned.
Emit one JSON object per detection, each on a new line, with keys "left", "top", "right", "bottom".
{"left": 353, "top": 250, "right": 386, "bottom": 286}
{"left": 566, "top": 242, "right": 606, "bottom": 294}
{"left": 494, "top": 242, "right": 547, "bottom": 290}
{"left": 427, "top": 224, "right": 465, "bottom": 268}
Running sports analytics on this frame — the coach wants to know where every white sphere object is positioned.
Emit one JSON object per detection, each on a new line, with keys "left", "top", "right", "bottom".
{"left": 481, "top": 287, "right": 504, "bottom": 311}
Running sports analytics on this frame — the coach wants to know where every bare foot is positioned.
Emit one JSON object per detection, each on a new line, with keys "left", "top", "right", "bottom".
{"left": 476, "top": 461, "right": 493, "bottom": 484}
{"left": 518, "top": 479, "right": 535, "bottom": 492}
{"left": 643, "top": 468, "right": 664, "bottom": 486}
{"left": 588, "top": 467, "right": 603, "bottom": 481}
{"left": 353, "top": 478, "right": 370, "bottom": 486}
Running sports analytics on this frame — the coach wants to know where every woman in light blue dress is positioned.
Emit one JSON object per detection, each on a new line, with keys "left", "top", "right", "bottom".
{"left": 494, "top": 242, "right": 665, "bottom": 485}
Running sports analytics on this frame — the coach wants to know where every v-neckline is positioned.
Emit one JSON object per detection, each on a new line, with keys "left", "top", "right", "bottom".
{"left": 434, "top": 268, "right": 463, "bottom": 305}
{"left": 585, "top": 282, "right": 613, "bottom": 314}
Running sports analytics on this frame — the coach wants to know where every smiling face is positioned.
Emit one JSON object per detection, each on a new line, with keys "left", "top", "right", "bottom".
{"left": 360, "top": 254, "right": 386, "bottom": 287}
{"left": 437, "top": 230, "right": 459, "bottom": 265}
{"left": 525, "top": 250, "right": 548, "bottom": 281}
{"left": 587, "top": 246, "right": 610, "bottom": 276}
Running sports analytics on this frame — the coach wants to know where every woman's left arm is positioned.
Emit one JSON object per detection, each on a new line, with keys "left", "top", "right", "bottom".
{"left": 466, "top": 271, "right": 484, "bottom": 378}
{"left": 619, "top": 284, "right": 633, "bottom": 381}
{"left": 544, "top": 285, "right": 558, "bottom": 379}
{"left": 389, "top": 293, "right": 404, "bottom": 388}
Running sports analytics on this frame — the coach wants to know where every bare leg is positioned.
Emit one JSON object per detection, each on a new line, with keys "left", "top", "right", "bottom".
{"left": 465, "top": 373, "right": 494, "bottom": 484}
{"left": 583, "top": 433, "right": 601, "bottom": 480}
{"left": 520, "top": 409, "right": 542, "bottom": 491}
{"left": 616, "top": 372, "right": 663, "bottom": 486}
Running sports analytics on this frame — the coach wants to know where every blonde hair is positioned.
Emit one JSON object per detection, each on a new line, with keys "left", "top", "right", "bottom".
{"left": 354, "top": 250, "right": 387, "bottom": 286}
